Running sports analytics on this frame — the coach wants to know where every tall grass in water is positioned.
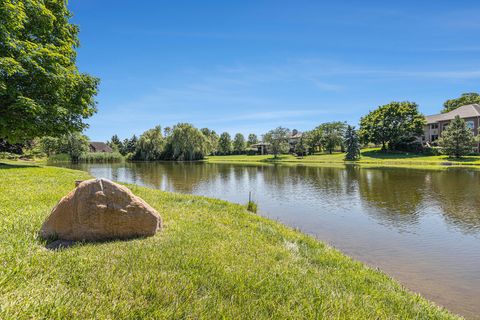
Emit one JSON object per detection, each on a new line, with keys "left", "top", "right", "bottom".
{"left": 246, "top": 191, "right": 258, "bottom": 213}
{"left": 79, "top": 152, "right": 124, "bottom": 163}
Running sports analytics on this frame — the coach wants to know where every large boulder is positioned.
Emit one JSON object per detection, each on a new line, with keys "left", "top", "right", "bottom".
{"left": 41, "top": 178, "right": 161, "bottom": 241}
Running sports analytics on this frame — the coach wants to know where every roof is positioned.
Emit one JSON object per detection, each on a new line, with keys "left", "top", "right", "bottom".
{"left": 89, "top": 142, "right": 113, "bottom": 153}
{"left": 425, "top": 104, "right": 480, "bottom": 123}
{"left": 250, "top": 142, "right": 271, "bottom": 147}
{"left": 289, "top": 132, "right": 303, "bottom": 139}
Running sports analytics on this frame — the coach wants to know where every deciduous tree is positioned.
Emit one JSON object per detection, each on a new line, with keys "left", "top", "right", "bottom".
{"left": 263, "top": 127, "right": 290, "bottom": 158}
{"left": 247, "top": 134, "right": 258, "bottom": 146}
{"left": 233, "top": 133, "right": 246, "bottom": 154}
{"left": 218, "top": 132, "right": 232, "bottom": 155}
{"left": 0, "top": 0, "right": 99, "bottom": 143}
{"left": 442, "top": 93, "right": 480, "bottom": 113}
{"left": 135, "top": 126, "right": 165, "bottom": 161}
{"left": 359, "top": 101, "right": 425, "bottom": 152}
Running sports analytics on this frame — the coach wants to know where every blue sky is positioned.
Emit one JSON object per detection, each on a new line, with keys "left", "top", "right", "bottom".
{"left": 69, "top": 0, "right": 480, "bottom": 141}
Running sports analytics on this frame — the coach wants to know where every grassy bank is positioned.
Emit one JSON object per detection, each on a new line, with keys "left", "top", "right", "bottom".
{"left": 0, "top": 163, "right": 458, "bottom": 319}
{"left": 207, "top": 148, "right": 480, "bottom": 168}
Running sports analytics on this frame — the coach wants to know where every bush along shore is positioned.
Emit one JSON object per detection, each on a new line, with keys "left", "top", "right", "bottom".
{"left": 0, "top": 162, "right": 459, "bottom": 319}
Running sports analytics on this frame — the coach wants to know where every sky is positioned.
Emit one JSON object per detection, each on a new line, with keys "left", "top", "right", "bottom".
{"left": 69, "top": 0, "right": 480, "bottom": 141}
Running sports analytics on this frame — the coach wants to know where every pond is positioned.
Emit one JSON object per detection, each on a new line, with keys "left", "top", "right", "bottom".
{"left": 54, "top": 161, "right": 480, "bottom": 319}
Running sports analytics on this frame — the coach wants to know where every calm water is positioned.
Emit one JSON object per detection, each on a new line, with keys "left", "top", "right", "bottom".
{"left": 56, "top": 162, "right": 480, "bottom": 318}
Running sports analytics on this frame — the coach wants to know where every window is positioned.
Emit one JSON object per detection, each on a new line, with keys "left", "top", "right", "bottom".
{"left": 431, "top": 135, "right": 438, "bottom": 141}
{"left": 430, "top": 123, "right": 438, "bottom": 129}
{"left": 466, "top": 120, "right": 475, "bottom": 130}
{"left": 443, "top": 123, "right": 449, "bottom": 130}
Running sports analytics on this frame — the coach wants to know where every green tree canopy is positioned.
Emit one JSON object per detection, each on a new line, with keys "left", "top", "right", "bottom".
{"left": 438, "top": 116, "right": 476, "bottom": 158}
{"left": 200, "top": 128, "right": 219, "bottom": 156}
{"left": 247, "top": 133, "right": 258, "bottom": 146}
{"left": 233, "top": 133, "right": 246, "bottom": 154}
{"left": 0, "top": 0, "right": 99, "bottom": 143}
{"left": 108, "top": 134, "right": 122, "bottom": 152}
{"left": 359, "top": 101, "right": 425, "bottom": 151}
{"left": 135, "top": 126, "right": 165, "bottom": 161}
{"left": 218, "top": 132, "right": 232, "bottom": 155}
{"left": 314, "top": 122, "right": 347, "bottom": 154}
{"left": 263, "top": 127, "right": 290, "bottom": 158}
{"left": 167, "top": 123, "right": 207, "bottom": 161}
{"left": 344, "top": 125, "right": 361, "bottom": 161}
{"left": 442, "top": 93, "right": 480, "bottom": 113}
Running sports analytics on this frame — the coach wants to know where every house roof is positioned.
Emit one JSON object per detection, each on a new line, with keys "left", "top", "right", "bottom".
{"left": 89, "top": 142, "right": 113, "bottom": 153}
{"left": 290, "top": 132, "right": 303, "bottom": 139}
{"left": 425, "top": 104, "right": 480, "bottom": 123}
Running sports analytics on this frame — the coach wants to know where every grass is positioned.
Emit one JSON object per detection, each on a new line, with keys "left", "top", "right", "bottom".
{"left": 0, "top": 163, "right": 459, "bottom": 319}
{"left": 206, "top": 148, "right": 480, "bottom": 168}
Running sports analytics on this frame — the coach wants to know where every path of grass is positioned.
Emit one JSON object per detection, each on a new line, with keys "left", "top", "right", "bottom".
{"left": 206, "top": 148, "right": 480, "bottom": 168}
{"left": 0, "top": 163, "right": 459, "bottom": 319}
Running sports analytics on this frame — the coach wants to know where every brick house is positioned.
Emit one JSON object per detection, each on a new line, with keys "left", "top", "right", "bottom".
{"left": 422, "top": 104, "right": 480, "bottom": 149}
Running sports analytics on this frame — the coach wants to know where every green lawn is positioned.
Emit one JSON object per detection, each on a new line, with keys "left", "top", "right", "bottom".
{"left": 0, "top": 163, "right": 459, "bottom": 319}
{"left": 207, "top": 148, "right": 480, "bottom": 168}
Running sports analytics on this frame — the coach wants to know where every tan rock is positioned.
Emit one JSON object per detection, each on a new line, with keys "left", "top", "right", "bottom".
{"left": 41, "top": 178, "right": 161, "bottom": 241}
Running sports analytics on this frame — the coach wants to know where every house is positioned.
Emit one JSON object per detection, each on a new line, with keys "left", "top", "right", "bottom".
{"left": 422, "top": 104, "right": 480, "bottom": 148}
{"left": 288, "top": 129, "right": 303, "bottom": 151}
{"left": 250, "top": 130, "right": 303, "bottom": 155}
{"left": 89, "top": 141, "right": 113, "bottom": 153}
{"left": 250, "top": 142, "right": 270, "bottom": 155}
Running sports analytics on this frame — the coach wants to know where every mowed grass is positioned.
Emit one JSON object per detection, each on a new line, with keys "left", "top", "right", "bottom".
{"left": 207, "top": 148, "right": 480, "bottom": 168}
{"left": 0, "top": 164, "right": 459, "bottom": 319}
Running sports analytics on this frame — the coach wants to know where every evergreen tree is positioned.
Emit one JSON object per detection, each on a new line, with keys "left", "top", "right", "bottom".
{"left": 438, "top": 116, "right": 476, "bottom": 158}
{"left": 108, "top": 134, "right": 122, "bottom": 152}
{"left": 344, "top": 125, "right": 361, "bottom": 161}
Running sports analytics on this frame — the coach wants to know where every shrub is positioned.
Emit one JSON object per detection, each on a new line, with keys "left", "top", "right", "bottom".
{"left": 79, "top": 152, "right": 124, "bottom": 163}
{"left": 48, "top": 153, "right": 71, "bottom": 162}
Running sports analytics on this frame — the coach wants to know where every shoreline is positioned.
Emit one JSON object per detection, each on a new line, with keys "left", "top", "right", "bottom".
{"left": 0, "top": 162, "right": 460, "bottom": 319}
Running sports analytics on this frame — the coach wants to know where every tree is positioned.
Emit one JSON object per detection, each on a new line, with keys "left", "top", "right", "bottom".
{"left": 359, "top": 101, "right": 425, "bottom": 152}
{"left": 57, "top": 132, "right": 89, "bottom": 162}
{"left": 39, "top": 136, "right": 59, "bottom": 156}
{"left": 125, "top": 135, "right": 138, "bottom": 154}
{"left": 294, "top": 135, "right": 308, "bottom": 157}
{"left": 218, "top": 132, "right": 232, "bottom": 155}
{"left": 108, "top": 135, "right": 122, "bottom": 152}
{"left": 0, "top": 0, "right": 99, "bottom": 143}
{"left": 315, "top": 122, "right": 347, "bottom": 154}
{"left": 201, "top": 128, "right": 219, "bottom": 155}
{"left": 438, "top": 116, "right": 476, "bottom": 158}
{"left": 135, "top": 126, "right": 165, "bottom": 161}
{"left": 344, "top": 125, "right": 361, "bottom": 161}
{"left": 263, "top": 127, "right": 290, "bottom": 158}
{"left": 442, "top": 93, "right": 480, "bottom": 113}
{"left": 233, "top": 133, "right": 246, "bottom": 154}
{"left": 247, "top": 134, "right": 258, "bottom": 146}
{"left": 167, "top": 123, "right": 207, "bottom": 161}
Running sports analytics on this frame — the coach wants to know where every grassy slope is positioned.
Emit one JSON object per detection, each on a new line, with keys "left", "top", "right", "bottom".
{"left": 0, "top": 164, "right": 459, "bottom": 319}
{"left": 207, "top": 148, "right": 480, "bottom": 168}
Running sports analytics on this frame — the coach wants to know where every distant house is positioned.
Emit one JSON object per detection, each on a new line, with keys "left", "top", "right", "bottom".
{"left": 250, "top": 142, "right": 270, "bottom": 155}
{"left": 422, "top": 104, "right": 480, "bottom": 149}
{"left": 89, "top": 142, "right": 113, "bottom": 153}
{"left": 288, "top": 129, "right": 303, "bottom": 151}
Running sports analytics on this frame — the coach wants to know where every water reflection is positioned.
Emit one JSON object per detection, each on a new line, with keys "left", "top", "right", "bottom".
{"left": 57, "top": 161, "right": 480, "bottom": 319}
